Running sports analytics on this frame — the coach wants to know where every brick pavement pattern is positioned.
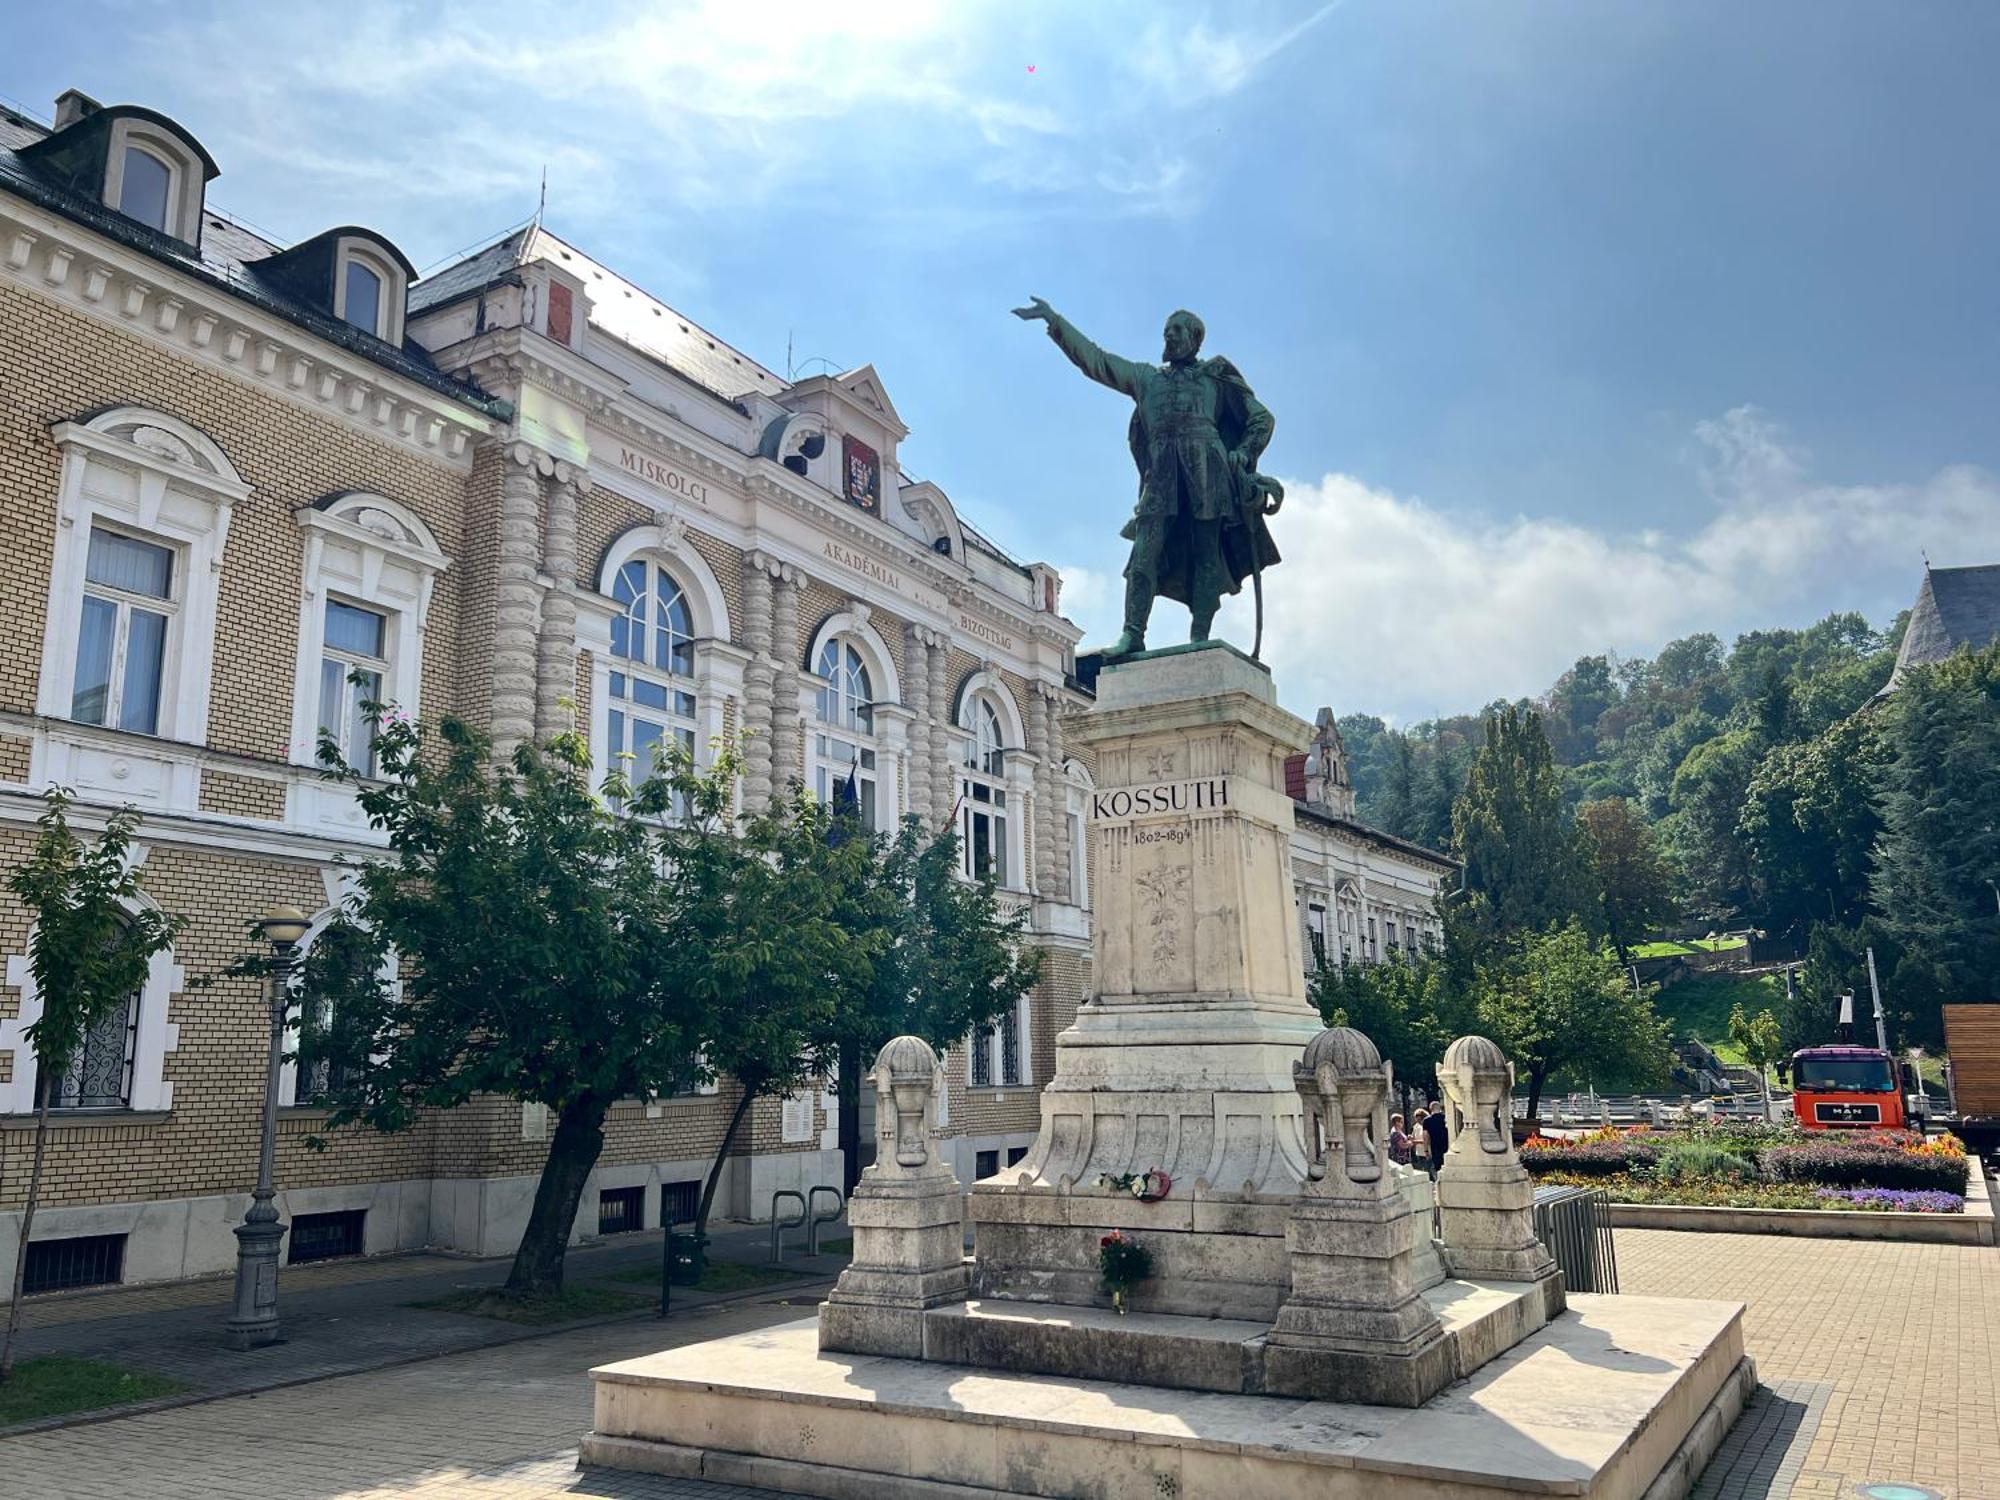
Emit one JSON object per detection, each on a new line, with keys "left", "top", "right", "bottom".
{"left": 1, "top": 1228, "right": 1993, "bottom": 1499}
{"left": 1620, "top": 1227, "right": 1998, "bottom": 1499}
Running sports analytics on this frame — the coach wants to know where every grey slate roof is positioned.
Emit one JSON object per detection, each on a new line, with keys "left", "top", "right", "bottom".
{"left": 0, "top": 102, "right": 505, "bottom": 417}
{"left": 410, "top": 225, "right": 788, "bottom": 409}
{"left": 1891, "top": 564, "right": 2000, "bottom": 682}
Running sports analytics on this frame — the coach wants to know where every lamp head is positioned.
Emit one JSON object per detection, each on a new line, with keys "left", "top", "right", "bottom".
{"left": 258, "top": 904, "right": 312, "bottom": 948}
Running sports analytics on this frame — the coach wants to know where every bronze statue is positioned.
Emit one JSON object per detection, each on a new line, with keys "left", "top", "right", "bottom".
{"left": 1013, "top": 297, "right": 1284, "bottom": 661}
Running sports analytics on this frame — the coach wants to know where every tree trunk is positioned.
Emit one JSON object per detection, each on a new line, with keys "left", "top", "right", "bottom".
{"left": 503, "top": 1092, "right": 607, "bottom": 1300}
{"left": 838, "top": 1038, "right": 862, "bottom": 1198}
{"left": 695, "top": 1085, "right": 757, "bottom": 1246}
{"left": 1, "top": 1076, "right": 55, "bottom": 1384}
{"left": 1524, "top": 1062, "right": 1550, "bottom": 1126}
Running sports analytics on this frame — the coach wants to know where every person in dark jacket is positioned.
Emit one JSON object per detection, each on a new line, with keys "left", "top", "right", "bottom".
{"left": 1420, "top": 1099, "right": 1449, "bottom": 1174}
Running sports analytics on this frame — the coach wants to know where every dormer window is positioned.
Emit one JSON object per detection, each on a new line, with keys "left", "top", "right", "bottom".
{"left": 342, "top": 258, "right": 383, "bottom": 336}
{"left": 117, "top": 145, "right": 173, "bottom": 232}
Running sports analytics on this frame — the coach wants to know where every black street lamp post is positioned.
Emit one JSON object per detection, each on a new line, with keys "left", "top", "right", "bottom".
{"left": 226, "top": 903, "right": 310, "bottom": 1350}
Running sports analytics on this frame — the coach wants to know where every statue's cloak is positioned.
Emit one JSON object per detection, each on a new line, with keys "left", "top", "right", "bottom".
{"left": 1121, "top": 354, "right": 1282, "bottom": 606}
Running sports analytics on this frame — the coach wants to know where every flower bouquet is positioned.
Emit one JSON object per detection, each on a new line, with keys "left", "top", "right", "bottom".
{"left": 1095, "top": 1168, "right": 1173, "bottom": 1202}
{"left": 1098, "top": 1229, "right": 1152, "bottom": 1315}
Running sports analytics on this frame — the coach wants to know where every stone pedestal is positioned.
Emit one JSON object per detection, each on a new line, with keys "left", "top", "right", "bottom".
{"left": 819, "top": 1038, "right": 968, "bottom": 1359}
{"left": 970, "top": 644, "right": 1321, "bottom": 1320}
{"left": 1436, "top": 1035, "right": 1563, "bottom": 1313}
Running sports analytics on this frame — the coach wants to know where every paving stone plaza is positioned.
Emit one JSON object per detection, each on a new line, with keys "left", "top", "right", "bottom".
{"left": 0, "top": 1228, "right": 1990, "bottom": 1498}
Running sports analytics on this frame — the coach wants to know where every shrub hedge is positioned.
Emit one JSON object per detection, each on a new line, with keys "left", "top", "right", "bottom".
{"left": 1762, "top": 1143, "right": 1967, "bottom": 1193}
{"left": 1523, "top": 1126, "right": 1971, "bottom": 1197}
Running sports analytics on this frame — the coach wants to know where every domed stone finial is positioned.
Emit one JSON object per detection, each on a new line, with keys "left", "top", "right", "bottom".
{"left": 1294, "top": 1026, "right": 1393, "bottom": 1192}
{"left": 1439, "top": 1034, "right": 1514, "bottom": 1158}
{"left": 871, "top": 1036, "right": 943, "bottom": 1173}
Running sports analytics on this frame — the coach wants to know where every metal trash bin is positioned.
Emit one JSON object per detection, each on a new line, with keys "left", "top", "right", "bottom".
{"left": 1532, "top": 1184, "right": 1619, "bottom": 1293}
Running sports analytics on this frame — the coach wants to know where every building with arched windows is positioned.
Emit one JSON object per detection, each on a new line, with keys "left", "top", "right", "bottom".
{"left": 0, "top": 86, "right": 1447, "bottom": 1297}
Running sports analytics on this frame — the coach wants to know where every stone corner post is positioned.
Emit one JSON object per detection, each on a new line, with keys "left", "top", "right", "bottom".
{"left": 1265, "top": 1027, "right": 1452, "bottom": 1408}
{"left": 1435, "top": 1034, "right": 1563, "bottom": 1311}
{"left": 819, "top": 1036, "right": 970, "bottom": 1359}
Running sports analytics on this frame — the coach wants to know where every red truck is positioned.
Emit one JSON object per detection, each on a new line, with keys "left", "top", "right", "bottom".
{"left": 1789, "top": 1044, "right": 1909, "bottom": 1131}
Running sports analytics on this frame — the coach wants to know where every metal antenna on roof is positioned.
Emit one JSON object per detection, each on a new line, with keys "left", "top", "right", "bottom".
{"left": 534, "top": 167, "right": 547, "bottom": 230}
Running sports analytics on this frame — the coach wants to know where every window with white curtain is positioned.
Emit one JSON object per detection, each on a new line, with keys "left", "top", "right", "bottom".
{"left": 71, "top": 527, "right": 175, "bottom": 735}
{"left": 814, "top": 638, "right": 877, "bottom": 830}
{"left": 608, "top": 557, "right": 699, "bottom": 811}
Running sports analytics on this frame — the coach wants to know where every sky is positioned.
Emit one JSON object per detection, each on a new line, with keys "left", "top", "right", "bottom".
{"left": 10, "top": 1, "right": 1999, "bottom": 723}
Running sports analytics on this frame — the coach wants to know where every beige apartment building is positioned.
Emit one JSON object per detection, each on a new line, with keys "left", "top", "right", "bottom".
{"left": 0, "top": 87, "right": 1447, "bottom": 1299}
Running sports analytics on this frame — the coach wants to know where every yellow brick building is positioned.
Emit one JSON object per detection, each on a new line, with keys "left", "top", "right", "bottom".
{"left": 0, "top": 86, "right": 1444, "bottom": 1298}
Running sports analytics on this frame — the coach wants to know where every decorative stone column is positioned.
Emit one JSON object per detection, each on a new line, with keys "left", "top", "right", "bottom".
{"left": 901, "top": 622, "right": 934, "bottom": 827}
{"left": 1435, "top": 1034, "right": 1563, "bottom": 1314}
{"left": 1026, "top": 679, "right": 1059, "bottom": 898}
{"left": 492, "top": 442, "right": 548, "bottom": 757}
{"left": 819, "top": 1036, "right": 969, "bottom": 1359}
{"left": 534, "top": 463, "right": 586, "bottom": 742}
{"left": 1265, "top": 1027, "right": 1452, "bottom": 1407}
{"left": 769, "top": 562, "right": 804, "bottom": 792}
{"left": 739, "top": 555, "right": 778, "bottom": 812}
{"left": 927, "top": 634, "right": 953, "bottom": 829}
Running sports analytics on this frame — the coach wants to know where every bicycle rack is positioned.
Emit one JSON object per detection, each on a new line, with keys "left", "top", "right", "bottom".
{"left": 806, "top": 1184, "right": 844, "bottom": 1255}
{"left": 769, "top": 1189, "right": 808, "bottom": 1264}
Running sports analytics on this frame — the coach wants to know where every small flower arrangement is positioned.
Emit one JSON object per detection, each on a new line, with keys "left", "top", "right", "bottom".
{"left": 1096, "top": 1168, "right": 1172, "bottom": 1202}
{"left": 1098, "top": 1230, "right": 1152, "bottom": 1314}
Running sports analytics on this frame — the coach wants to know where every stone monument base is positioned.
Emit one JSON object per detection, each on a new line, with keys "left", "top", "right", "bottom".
{"left": 584, "top": 1294, "right": 1752, "bottom": 1500}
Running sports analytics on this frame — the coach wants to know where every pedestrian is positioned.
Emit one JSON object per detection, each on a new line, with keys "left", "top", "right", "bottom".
{"left": 1421, "top": 1099, "right": 1449, "bottom": 1175}
{"left": 1388, "top": 1112, "right": 1412, "bottom": 1166}
{"left": 1410, "top": 1108, "right": 1431, "bottom": 1171}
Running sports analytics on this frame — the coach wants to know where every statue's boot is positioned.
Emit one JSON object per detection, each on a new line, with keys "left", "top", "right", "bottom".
{"left": 1102, "top": 576, "right": 1153, "bottom": 662}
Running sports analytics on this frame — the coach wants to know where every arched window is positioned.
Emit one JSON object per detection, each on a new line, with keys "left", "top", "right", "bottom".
{"left": 957, "top": 692, "right": 1012, "bottom": 886}
{"left": 608, "top": 558, "right": 699, "bottom": 808}
{"left": 813, "top": 638, "right": 877, "bottom": 829}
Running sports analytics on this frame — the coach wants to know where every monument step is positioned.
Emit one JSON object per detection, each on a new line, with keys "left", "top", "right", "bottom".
{"left": 919, "top": 1276, "right": 1555, "bottom": 1396}
{"left": 584, "top": 1293, "right": 1752, "bottom": 1500}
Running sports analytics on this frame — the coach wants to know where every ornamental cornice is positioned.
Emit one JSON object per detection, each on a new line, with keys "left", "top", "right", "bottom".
{"left": 460, "top": 337, "right": 624, "bottom": 415}
{"left": 1, "top": 201, "right": 496, "bottom": 468}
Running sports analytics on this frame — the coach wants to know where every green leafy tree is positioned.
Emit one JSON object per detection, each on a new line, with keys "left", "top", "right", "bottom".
{"left": 298, "top": 706, "right": 864, "bottom": 1299}
{"left": 1474, "top": 921, "right": 1670, "bottom": 1120}
{"left": 1666, "top": 728, "right": 1762, "bottom": 924}
{"left": 1448, "top": 704, "right": 1598, "bottom": 951}
{"left": 1578, "top": 796, "right": 1677, "bottom": 964}
{"left": 1738, "top": 714, "right": 1880, "bottom": 932}
{"left": 3, "top": 792, "right": 180, "bottom": 1381}
{"left": 823, "top": 814, "right": 1042, "bottom": 1196}
{"left": 1726, "top": 1002, "right": 1785, "bottom": 1102}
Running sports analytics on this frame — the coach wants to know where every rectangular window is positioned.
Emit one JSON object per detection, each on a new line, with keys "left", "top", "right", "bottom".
{"left": 598, "top": 1185, "right": 646, "bottom": 1236}
{"left": 1005, "top": 1145, "right": 1029, "bottom": 1168}
{"left": 815, "top": 735, "right": 877, "bottom": 831}
{"left": 55, "top": 989, "right": 138, "bottom": 1110}
{"left": 320, "top": 599, "right": 388, "bottom": 775}
{"left": 1307, "top": 903, "right": 1327, "bottom": 966}
{"left": 975, "top": 1149, "right": 1000, "bottom": 1181}
{"left": 1067, "top": 809, "right": 1087, "bottom": 905}
{"left": 22, "top": 1233, "right": 125, "bottom": 1295}
{"left": 970, "top": 1025, "right": 994, "bottom": 1087}
{"left": 288, "top": 1209, "right": 366, "bottom": 1264}
{"left": 962, "top": 781, "right": 1009, "bottom": 885}
{"left": 73, "top": 527, "right": 174, "bottom": 734}
{"left": 1000, "top": 1002, "right": 1022, "bottom": 1086}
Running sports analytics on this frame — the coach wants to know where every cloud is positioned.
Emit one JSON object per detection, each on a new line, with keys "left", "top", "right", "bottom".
{"left": 1062, "top": 407, "right": 2000, "bottom": 724}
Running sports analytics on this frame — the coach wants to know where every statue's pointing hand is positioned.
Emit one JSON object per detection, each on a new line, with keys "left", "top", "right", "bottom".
{"left": 1011, "top": 296, "right": 1055, "bottom": 323}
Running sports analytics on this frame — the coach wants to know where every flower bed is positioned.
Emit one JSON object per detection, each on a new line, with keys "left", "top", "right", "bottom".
{"left": 1523, "top": 1125, "right": 1969, "bottom": 1211}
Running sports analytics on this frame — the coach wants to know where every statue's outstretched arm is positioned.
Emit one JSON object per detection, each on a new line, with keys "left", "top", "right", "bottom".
{"left": 1013, "top": 297, "right": 1145, "bottom": 398}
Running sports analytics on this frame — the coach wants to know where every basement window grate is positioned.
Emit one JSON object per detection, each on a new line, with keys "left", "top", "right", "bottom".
{"left": 289, "top": 1209, "right": 366, "bottom": 1264}
{"left": 659, "top": 1180, "right": 700, "bottom": 1228}
{"left": 598, "top": 1185, "right": 645, "bottom": 1235}
{"left": 22, "top": 1232, "right": 126, "bottom": 1295}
